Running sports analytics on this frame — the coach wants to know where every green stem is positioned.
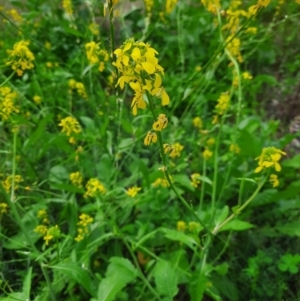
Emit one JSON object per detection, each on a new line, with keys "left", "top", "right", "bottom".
{"left": 212, "top": 176, "right": 267, "bottom": 235}
{"left": 0, "top": 71, "right": 15, "bottom": 87}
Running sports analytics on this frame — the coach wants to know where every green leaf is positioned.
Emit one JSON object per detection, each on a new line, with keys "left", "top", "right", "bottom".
{"left": 214, "top": 206, "right": 229, "bottom": 226}
{"left": 219, "top": 220, "right": 254, "bottom": 232}
{"left": 97, "top": 257, "right": 137, "bottom": 301}
{"left": 49, "top": 165, "right": 69, "bottom": 184}
{"left": 80, "top": 116, "right": 96, "bottom": 131}
{"left": 153, "top": 260, "right": 178, "bottom": 300}
{"left": 173, "top": 174, "right": 194, "bottom": 190}
{"left": 22, "top": 267, "right": 32, "bottom": 298}
{"left": 160, "top": 228, "right": 198, "bottom": 250}
{"left": 214, "top": 262, "right": 229, "bottom": 275}
{"left": 118, "top": 138, "right": 135, "bottom": 149}
{"left": 50, "top": 262, "right": 96, "bottom": 296}
{"left": 282, "top": 154, "right": 300, "bottom": 168}
{"left": 276, "top": 221, "right": 300, "bottom": 237}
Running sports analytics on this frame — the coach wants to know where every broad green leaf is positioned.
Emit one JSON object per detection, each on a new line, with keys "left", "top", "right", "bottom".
{"left": 118, "top": 138, "right": 135, "bottom": 149}
{"left": 80, "top": 116, "right": 96, "bottom": 131}
{"left": 219, "top": 220, "right": 254, "bottom": 232}
{"left": 214, "top": 206, "right": 229, "bottom": 226}
{"left": 97, "top": 257, "right": 137, "bottom": 301}
{"left": 1, "top": 292, "right": 27, "bottom": 301}
{"left": 282, "top": 154, "right": 300, "bottom": 168}
{"left": 50, "top": 262, "right": 96, "bottom": 296}
{"left": 173, "top": 174, "right": 194, "bottom": 190}
{"left": 153, "top": 260, "right": 178, "bottom": 300}
{"left": 160, "top": 228, "right": 198, "bottom": 250}
{"left": 276, "top": 222, "right": 300, "bottom": 237}
{"left": 49, "top": 165, "right": 69, "bottom": 184}
{"left": 214, "top": 262, "right": 229, "bottom": 275}
{"left": 189, "top": 270, "right": 206, "bottom": 301}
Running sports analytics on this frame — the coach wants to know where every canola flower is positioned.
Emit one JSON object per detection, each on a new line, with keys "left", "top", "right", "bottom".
{"left": 0, "top": 203, "right": 8, "bottom": 214}
{"left": 34, "top": 225, "right": 48, "bottom": 236}
{"left": 0, "top": 86, "right": 19, "bottom": 121}
{"left": 85, "top": 41, "right": 109, "bottom": 72}
{"left": 6, "top": 40, "right": 35, "bottom": 76}
{"left": 75, "top": 213, "right": 93, "bottom": 242}
{"left": 254, "top": 147, "right": 286, "bottom": 173}
{"left": 229, "top": 143, "right": 240, "bottom": 154}
{"left": 177, "top": 221, "right": 186, "bottom": 231}
{"left": 37, "top": 209, "right": 49, "bottom": 224}
{"left": 203, "top": 148, "right": 213, "bottom": 160}
{"left": 1, "top": 175, "right": 23, "bottom": 193}
{"left": 191, "top": 173, "right": 201, "bottom": 188}
{"left": 68, "top": 79, "right": 88, "bottom": 99}
{"left": 201, "top": 0, "right": 221, "bottom": 14}
{"left": 164, "top": 143, "right": 184, "bottom": 158}
{"left": 165, "top": 0, "right": 178, "bottom": 14}
{"left": 33, "top": 95, "right": 42, "bottom": 104}
{"left": 84, "top": 178, "right": 106, "bottom": 198}
{"left": 58, "top": 116, "right": 81, "bottom": 137}
{"left": 43, "top": 225, "right": 60, "bottom": 246}
{"left": 70, "top": 171, "right": 83, "bottom": 188}
{"left": 193, "top": 116, "right": 203, "bottom": 128}
{"left": 269, "top": 174, "right": 279, "bottom": 187}
{"left": 62, "top": 0, "right": 73, "bottom": 16}
{"left": 144, "top": 131, "right": 157, "bottom": 145}
{"left": 6, "top": 8, "right": 22, "bottom": 23}
{"left": 215, "top": 92, "right": 230, "bottom": 116}
{"left": 126, "top": 186, "right": 141, "bottom": 197}
{"left": 188, "top": 221, "right": 200, "bottom": 232}
{"left": 89, "top": 23, "right": 100, "bottom": 36}
{"left": 153, "top": 114, "right": 168, "bottom": 131}
{"left": 113, "top": 38, "right": 169, "bottom": 116}
{"left": 152, "top": 177, "right": 169, "bottom": 187}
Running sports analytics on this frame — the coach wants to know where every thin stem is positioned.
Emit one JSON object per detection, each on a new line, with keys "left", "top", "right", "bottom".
{"left": 0, "top": 71, "right": 15, "bottom": 87}
{"left": 212, "top": 176, "right": 267, "bottom": 235}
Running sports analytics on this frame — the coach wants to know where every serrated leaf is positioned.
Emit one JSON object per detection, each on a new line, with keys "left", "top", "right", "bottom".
{"left": 97, "top": 257, "right": 137, "bottom": 301}
{"left": 153, "top": 260, "right": 178, "bottom": 299}
{"left": 160, "top": 228, "right": 198, "bottom": 250}
{"left": 50, "top": 262, "right": 96, "bottom": 296}
{"left": 219, "top": 220, "right": 254, "bottom": 232}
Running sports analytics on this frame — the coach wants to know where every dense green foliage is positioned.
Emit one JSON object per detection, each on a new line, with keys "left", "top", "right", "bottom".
{"left": 1, "top": 0, "right": 300, "bottom": 300}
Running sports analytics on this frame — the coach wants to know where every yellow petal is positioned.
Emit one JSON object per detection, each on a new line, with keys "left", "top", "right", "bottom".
{"left": 254, "top": 166, "right": 262, "bottom": 173}
{"left": 141, "top": 62, "right": 155, "bottom": 74}
{"left": 154, "top": 73, "right": 162, "bottom": 88}
{"left": 131, "top": 47, "right": 141, "bottom": 61}
{"left": 275, "top": 163, "right": 281, "bottom": 172}
{"left": 123, "top": 42, "right": 132, "bottom": 52}
{"left": 161, "top": 90, "right": 170, "bottom": 106}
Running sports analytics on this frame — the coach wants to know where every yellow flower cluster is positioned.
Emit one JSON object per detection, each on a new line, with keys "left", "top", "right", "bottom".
{"left": 43, "top": 225, "right": 60, "bottom": 246}
{"left": 0, "top": 203, "right": 8, "bottom": 214}
{"left": 37, "top": 209, "right": 50, "bottom": 224}
{"left": 113, "top": 38, "right": 169, "bottom": 116}
{"left": 75, "top": 213, "right": 93, "bottom": 242}
{"left": 202, "top": 148, "right": 213, "bottom": 160}
{"left": 165, "top": 0, "right": 178, "bottom": 14}
{"left": 84, "top": 178, "right": 106, "bottom": 198}
{"left": 144, "top": 0, "right": 154, "bottom": 15}
{"left": 6, "top": 8, "right": 22, "bottom": 23}
{"left": 177, "top": 221, "right": 201, "bottom": 232}
{"left": 85, "top": 41, "right": 109, "bottom": 72}
{"left": 193, "top": 116, "right": 203, "bottom": 129}
{"left": 163, "top": 142, "right": 184, "bottom": 158}
{"left": 88, "top": 23, "right": 100, "bottom": 36}
{"left": 70, "top": 171, "right": 83, "bottom": 188}
{"left": 255, "top": 147, "right": 286, "bottom": 173}
{"left": 68, "top": 79, "right": 87, "bottom": 99}
{"left": 269, "top": 174, "right": 279, "bottom": 188}
{"left": 1, "top": 175, "right": 23, "bottom": 193}
{"left": 152, "top": 177, "right": 169, "bottom": 187}
{"left": 201, "top": 0, "right": 221, "bottom": 14}
{"left": 191, "top": 173, "right": 201, "bottom": 188}
{"left": 229, "top": 143, "right": 240, "bottom": 154}
{"left": 6, "top": 40, "right": 35, "bottom": 76}
{"left": 33, "top": 95, "right": 42, "bottom": 104}
{"left": 62, "top": 0, "right": 73, "bottom": 16}
{"left": 58, "top": 116, "right": 81, "bottom": 144}
{"left": 215, "top": 92, "right": 230, "bottom": 116}
{"left": 126, "top": 186, "right": 141, "bottom": 197}
{"left": 0, "top": 86, "right": 19, "bottom": 121}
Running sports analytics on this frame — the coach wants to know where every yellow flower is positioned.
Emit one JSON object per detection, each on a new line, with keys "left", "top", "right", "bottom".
{"left": 152, "top": 177, "right": 169, "bottom": 187}
{"left": 177, "top": 221, "right": 186, "bottom": 231}
{"left": 255, "top": 147, "right": 286, "bottom": 173}
{"left": 191, "top": 173, "right": 201, "bottom": 188}
{"left": 43, "top": 225, "right": 60, "bottom": 246}
{"left": 257, "top": 0, "right": 271, "bottom": 7}
{"left": 226, "top": 36, "right": 243, "bottom": 63}
{"left": 203, "top": 148, "right": 213, "bottom": 160}
{"left": 188, "top": 221, "right": 200, "bottom": 232}
{"left": 0, "top": 86, "right": 19, "bottom": 120}
{"left": 206, "top": 138, "right": 215, "bottom": 146}
{"left": 85, "top": 41, "right": 101, "bottom": 64}
{"left": 201, "top": 0, "right": 221, "bottom": 14}
{"left": 144, "top": 131, "right": 158, "bottom": 145}
{"left": 126, "top": 187, "right": 141, "bottom": 197}
{"left": 34, "top": 225, "right": 48, "bottom": 236}
{"left": 33, "top": 95, "right": 41, "bottom": 104}
{"left": 0, "top": 203, "right": 8, "bottom": 214}
{"left": 212, "top": 115, "right": 219, "bottom": 125}
{"left": 169, "top": 143, "right": 184, "bottom": 158}
{"left": 130, "top": 81, "right": 147, "bottom": 115}
{"left": 242, "top": 72, "right": 253, "bottom": 80}
{"left": 153, "top": 114, "right": 168, "bottom": 131}
{"left": 1, "top": 175, "right": 23, "bottom": 193}
{"left": 75, "top": 82, "right": 87, "bottom": 99}
{"left": 7, "top": 8, "right": 22, "bottom": 23}
{"left": 229, "top": 143, "right": 240, "bottom": 154}
{"left": 6, "top": 40, "right": 35, "bottom": 76}
{"left": 70, "top": 171, "right": 83, "bottom": 187}
{"left": 89, "top": 23, "right": 99, "bottom": 36}
{"left": 62, "top": 0, "right": 73, "bottom": 16}
{"left": 58, "top": 116, "right": 81, "bottom": 136}
{"left": 77, "top": 213, "right": 93, "bottom": 227}
{"left": 269, "top": 174, "right": 279, "bottom": 187}
{"left": 215, "top": 92, "right": 230, "bottom": 115}
{"left": 193, "top": 117, "right": 203, "bottom": 128}
{"left": 84, "top": 178, "right": 106, "bottom": 198}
